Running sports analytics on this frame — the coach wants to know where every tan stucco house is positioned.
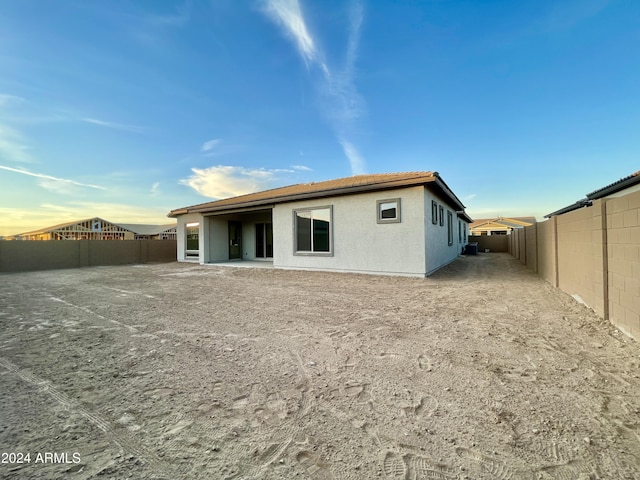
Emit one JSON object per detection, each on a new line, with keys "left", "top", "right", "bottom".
{"left": 168, "top": 172, "right": 473, "bottom": 277}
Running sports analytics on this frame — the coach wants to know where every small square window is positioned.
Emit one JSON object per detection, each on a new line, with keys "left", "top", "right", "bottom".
{"left": 377, "top": 198, "right": 401, "bottom": 223}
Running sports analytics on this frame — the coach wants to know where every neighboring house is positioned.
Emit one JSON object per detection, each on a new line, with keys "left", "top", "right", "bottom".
{"left": 115, "top": 223, "right": 177, "bottom": 240}
{"left": 168, "top": 172, "right": 473, "bottom": 277}
{"left": 469, "top": 217, "right": 536, "bottom": 236}
{"left": 10, "top": 217, "right": 177, "bottom": 241}
{"left": 545, "top": 170, "right": 640, "bottom": 217}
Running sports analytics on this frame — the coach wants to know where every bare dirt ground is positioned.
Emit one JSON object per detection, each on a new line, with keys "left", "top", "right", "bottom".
{"left": 1, "top": 253, "right": 639, "bottom": 480}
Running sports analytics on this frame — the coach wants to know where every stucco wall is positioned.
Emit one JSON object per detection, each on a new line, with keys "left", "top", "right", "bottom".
{"left": 536, "top": 218, "right": 558, "bottom": 286}
{"left": 176, "top": 213, "right": 202, "bottom": 262}
{"left": 423, "top": 189, "right": 465, "bottom": 275}
{"left": 606, "top": 190, "right": 640, "bottom": 338}
{"left": 556, "top": 199, "right": 607, "bottom": 318}
{"left": 0, "top": 240, "right": 176, "bottom": 273}
{"left": 272, "top": 186, "right": 428, "bottom": 276}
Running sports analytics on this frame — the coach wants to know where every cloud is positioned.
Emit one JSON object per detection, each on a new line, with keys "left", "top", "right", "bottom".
{"left": 0, "top": 165, "right": 106, "bottom": 192}
{"left": 0, "top": 124, "right": 32, "bottom": 163}
{"left": 0, "top": 94, "right": 25, "bottom": 106}
{"left": 179, "top": 165, "right": 278, "bottom": 198}
{"left": 260, "top": 0, "right": 367, "bottom": 175}
{"left": 464, "top": 193, "right": 477, "bottom": 201}
{"left": 260, "top": 0, "right": 321, "bottom": 68}
{"left": 291, "top": 164, "right": 312, "bottom": 171}
{"left": 82, "top": 117, "right": 146, "bottom": 133}
{"left": 151, "top": 182, "right": 160, "bottom": 196}
{"left": 201, "top": 138, "right": 222, "bottom": 153}
{"left": 338, "top": 138, "right": 365, "bottom": 175}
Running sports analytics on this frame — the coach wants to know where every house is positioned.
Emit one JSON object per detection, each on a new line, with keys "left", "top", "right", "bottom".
{"left": 168, "top": 172, "right": 473, "bottom": 277}
{"left": 469, "top": 217, "right": 536, "bottom": 236}
{"left": 10, "top": 217, "right": 177, "bottom": 241}
{"left": 545, "top": 170, "right": 640, "bottom": 217}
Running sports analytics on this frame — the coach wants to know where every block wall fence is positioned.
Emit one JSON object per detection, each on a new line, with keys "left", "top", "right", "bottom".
{"left": 509, "top": 191, "right": 640, "bottom": 341}
{"left": 0, "top": 240, "right": 177, "bottom": 273}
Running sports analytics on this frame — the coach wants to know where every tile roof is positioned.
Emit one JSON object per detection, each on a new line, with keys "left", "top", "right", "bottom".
{"left": 586, "top": 170, "right": 640, "bottom": 199}
{"left": 169, "top": 171, "right": 468, "bottom": 217}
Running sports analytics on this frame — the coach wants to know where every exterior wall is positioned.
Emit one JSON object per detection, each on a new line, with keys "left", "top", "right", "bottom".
{"left": 556, "top": 199, "right": 607, "bottom": 318}
{"left": 0, "top": 240, "right": 176, "bottom": 273}
{"left": 272, "top": 186, "right": 427, "bottom": 276}
{"left": 424, "top": 189, "right": 464, "bottom": 275}
{"left": 536, "top": 218, "right": 558, "bottom": 287}
{"left": 176, "top": 213, "right": 203, "bottom": 262}
{"left": 518, "top": 229, "right": 526, "bottom": 265}
{"left": 468, "top": 235, "right": 508, "bottom": 252}
{"left": 606, "top": 190, "right": 640, "bottom": 339}
{"left": 525, "top": 224, "right": 538, "bottom": 273}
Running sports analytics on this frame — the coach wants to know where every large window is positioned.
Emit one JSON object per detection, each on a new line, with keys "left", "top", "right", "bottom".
{"left": 377, "top": 198, "right": 401, "bottom": 223}
{"left": 294, "top": 207, "right": 332, "bottom": 254}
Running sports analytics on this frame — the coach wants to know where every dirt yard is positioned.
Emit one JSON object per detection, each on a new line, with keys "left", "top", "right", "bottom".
{"left": 1, "top": 253, "right": 639, "bottom": 479}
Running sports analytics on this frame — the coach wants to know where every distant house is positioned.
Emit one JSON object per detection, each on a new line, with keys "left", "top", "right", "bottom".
{"left": 469, "top": 217, "right": 535, "bottom": 236}
{"left": 168, "top": 172, "right": 473, "bottom": 277}
{"left": 11, "top": 217, "right": 177, "bottom": 241}
{"left": 545, "top": 171, "right": 640, "bottom": 217}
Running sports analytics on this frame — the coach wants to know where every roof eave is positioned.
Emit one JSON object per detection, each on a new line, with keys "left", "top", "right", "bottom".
{"left": 171, "top": 176, "right": 446, "bottom": 216}
{"left": 586, "top": 171, "right": 640, "bottom": 200}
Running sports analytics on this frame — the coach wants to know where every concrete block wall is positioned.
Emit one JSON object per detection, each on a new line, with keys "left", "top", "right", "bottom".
{"left": 536, "top": 217, "right": 558, "bottom": 287}
{"left": 0, "top": 240, "right": 177, "bottom": 273}
{"left": 606, "top": 190, "right": 640, "bottom": 339}
{"left": 468, "top": 235, "right": 509, "bottom": 252}
{"left": 556, "top": 199, "right": 607, "bottom": 318}
{"left": 525, "top": 224, "right": 538, "bottom": 273}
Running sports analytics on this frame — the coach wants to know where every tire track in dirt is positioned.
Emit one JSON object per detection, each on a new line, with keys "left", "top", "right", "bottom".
{"left": 0, "top": 356, "right": 183, "bottom": 480}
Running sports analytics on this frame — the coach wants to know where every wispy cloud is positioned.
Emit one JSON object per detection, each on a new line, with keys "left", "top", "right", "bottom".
{"left": 0, "top": 124, "right": 32, "bottom": 163}
{"left": 180, "top": 165, "right": 279, "bottom": 198}
{"left": 82, "top": 117, "right": 146, "bottom": 133}
{"left": 151, "top": 182, "right": 161, "bottom": 196}
{"left": 0, "top": 94, "right": 25, "bottom": 107}
{"left": 260, "top": 0, "right": 367, "bottom": 175}
{"left": 201, "top": 138, "right": 222, "bottom": 153}
{"left": 291, "top": 164, "right": 312, "bottom": 171}
{"left": 0, "top": 165, "right": 106, "bottom": 192}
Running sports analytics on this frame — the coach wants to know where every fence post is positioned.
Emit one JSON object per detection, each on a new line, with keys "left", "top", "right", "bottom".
{"left": 552, "top": 215, "right": 559, "bottom": 287}
{"left": 600, "top": 199, "right": 609, "bottom": 320}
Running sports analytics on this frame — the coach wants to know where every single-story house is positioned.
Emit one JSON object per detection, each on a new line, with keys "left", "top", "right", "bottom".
{"left": 545, "top": 170, "right": 640, "bottom": 217}
{"left": 168, "top": 172, "right": 472, "bottom": 277}
{"left": 469, "top": 217, "right": 536, "bottom": 236}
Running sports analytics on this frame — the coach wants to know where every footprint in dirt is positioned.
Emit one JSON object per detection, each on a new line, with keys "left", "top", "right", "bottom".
{"left": 296, "top": 451, "right": 334, "bottom": 480}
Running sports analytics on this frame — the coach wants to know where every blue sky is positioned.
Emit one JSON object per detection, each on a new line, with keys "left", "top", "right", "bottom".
{"left": 1, "top": 0, "right": 638, "bottom": 236}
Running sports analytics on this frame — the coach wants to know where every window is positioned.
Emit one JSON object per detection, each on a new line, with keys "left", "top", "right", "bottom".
{"left": 431, "top": 201, "right": 438, "bottom": 225}
{"left": 458, "top": 220, "right": 462, "bottom": 243}
{"left": 447, "top": 211, "right": 453, "bottom": 246}
{"left": 439, "top": 206, "right": 444, "bottom": 226}
{"left": 294, "top": 207, "right": 332, "bottom": 254}
{"left": 255, "top": 223, "right": 273, "bottom": 258}
{"left": 185, "top": 222, "right": 199, "bottom": 258}
{"left": 377, "top": 198, "right": 401, "bottom": 223}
